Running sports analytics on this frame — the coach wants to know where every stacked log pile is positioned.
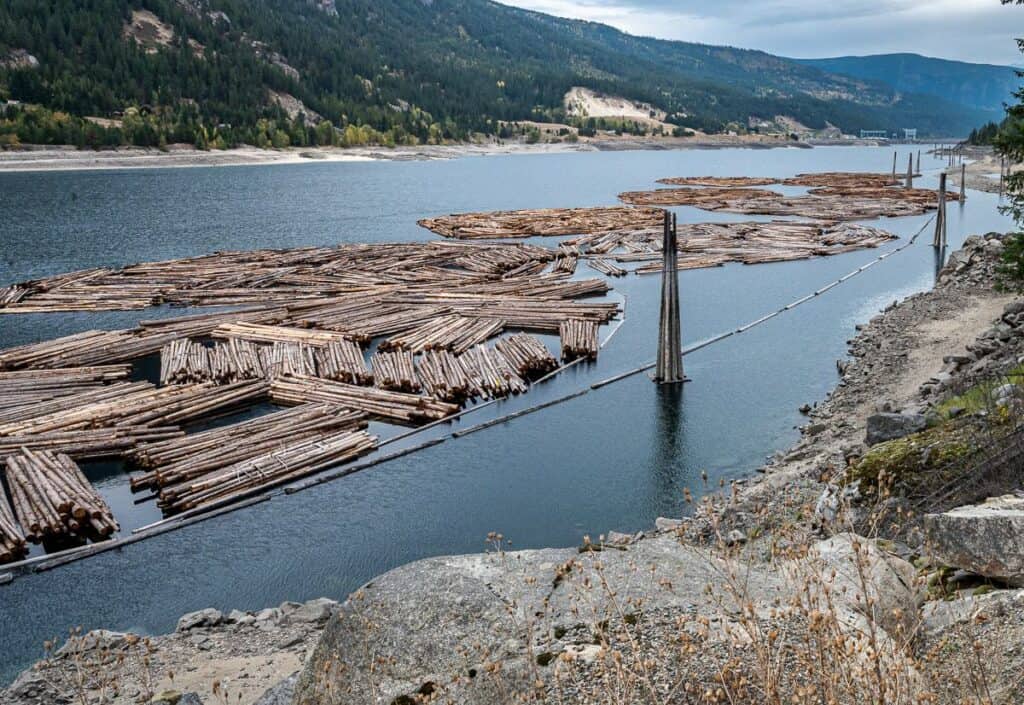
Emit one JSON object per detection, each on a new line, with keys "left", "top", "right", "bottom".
{"left": 160, "top": 339, "right": 211, "bottom": 385}
{"left": 270, "top": 376, "right": 458, "bottom": 424}
{"left": 213, "top": 322, "right": 350, "bottom": 348}
{"left": 4, "top": 449, "right": 118, "bottom": 543}
{"left": 209, "top": 339, "right": 266, "bottom": 382}
{"left": 657, "top": 176, "right": 781, "bottom": 187}
{"left": 618, "top": 187, "right": 778, "bottom": 207}
{"left": 460, "top": 345, "right": 528, "bottom": 398}
{"left": 0, "top": 380, "right": 267, "bottom": 436}
{"left": 495, "top": 334, "right": 558, "bottom": 379}
{"left": 0, "top": 489, "right": 27, "bottom": 562}
{"left": 370, "top": 351, "right": 421, "bottom": 393}
{"left": 0, "top": 427, "right": 183, "bottom": 462}
{"left": 263, "top": 342, "right": 318, "bottom": 378}
{"left": 384, "top": 294, "right": 618, "bottom": 331}
{"left": 380, "top": 315, "right": 505, "bottom": 354}
{"left": 130, "top": 403, "right": 366, "bottom": 493}
{"left": 314, "top": 340, "right": 372, "bottom": 385}
{"left": 0, "top": 366, "right": 131, "bottom": 411}
{"left": 559, "top": 319, "right": 600, "bottom": 361}
{"left": 567, "top": 221, "right": 897, "bottom": 274}
{"left": 552, "top": 250, "right": 578, "bottom": 275}
{"left": 157, "top": 429, "right": 378, "bottom": 513}
{"left": 417, "top": 207, "right": 664, "bottom": 239}
{"left": 0, "top": 329, "right": 178, "bottom": 370}
{"left": 416, "top": 350, "right": 477, "bottom": 403}
{"left": 587, "top": 259, "right": 628, "bottom": 277}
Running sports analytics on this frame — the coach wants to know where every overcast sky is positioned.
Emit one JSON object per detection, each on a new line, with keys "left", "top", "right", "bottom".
{"left": 499, "top": 0, "right": 1022, "bottom": 66}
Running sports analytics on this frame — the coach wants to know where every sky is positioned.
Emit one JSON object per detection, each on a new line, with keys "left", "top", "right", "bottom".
{"left": 499, "top": 0, "right": 1023, "bottom": 66}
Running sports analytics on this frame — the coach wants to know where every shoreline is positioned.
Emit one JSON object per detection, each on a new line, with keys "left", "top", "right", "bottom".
{"left": 0, "top": 136, "right": 872, "bottom": 173}
{"left": 4, "top": 234, "right": 1020, "bottom": 704}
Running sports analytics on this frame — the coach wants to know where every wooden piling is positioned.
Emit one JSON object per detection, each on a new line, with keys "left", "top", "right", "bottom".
{"left": 960, "top": 163, "right": 966, "bottom": 202}
{"left": 891, "top": 151, "right": 897, "bottom": 181}
{"left": 906, "top": 154, "right": 913, "bottom": 189}
{"left": 655, "top": 211, "right": 684, "bottom": 384}
{"left": 933, "top": 172, "right": 947, "bottom": 249}
{"left": 916, "top": 150, "right": 921, "bottom": 173}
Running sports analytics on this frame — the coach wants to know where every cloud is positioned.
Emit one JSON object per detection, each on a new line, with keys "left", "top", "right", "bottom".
{"left": 500, "top": 0, "right": 1022, "bottom": 65}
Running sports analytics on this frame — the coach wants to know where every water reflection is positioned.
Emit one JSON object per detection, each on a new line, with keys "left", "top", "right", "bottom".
{"left": 934, "top": 245, "right": 948, "bottom": 283}
{"left": 649, "top": 382, "right": 688, "bottom": 516}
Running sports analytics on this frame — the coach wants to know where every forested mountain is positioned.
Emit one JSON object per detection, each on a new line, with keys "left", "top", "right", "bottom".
{"left": 798, "top": 53, "right": 1017, "bottom": 120}
{"left": 0, "top": 0, "right": 1004, "bottom": 149}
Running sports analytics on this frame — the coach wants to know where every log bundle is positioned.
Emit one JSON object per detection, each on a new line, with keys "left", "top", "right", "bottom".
{"left": 495, "top": 334, "right": 558, "bottom": 379}
{"left": 416, "top": 349, "right": 478, "bottom": 404}
{"left": 459, "top": 345, "right": 528, "bottom": 398}
{"left": 567, "top": 221, "right": 897, "bottom": 274}
{"left": 371, "top": 351, "right": 421, "bottom": 393}
{"left": 0, "top": 489, "right": 27, "bottom": 562}
{"left": 0, "top": 427, "right": 183, "bottom": 462}
{"left": 157, "top": 429, "right": 377, "bottom": 514}
{"left": 0, "top": 366, "right": 131, "bottom": 411}
{"left": 263, "top": 342, "right": 318, "bottom": 378}
{"left": 130, "top": 403, "right": 366, "bottom": 493}
{"left": 160, "top": 339, "right": 211, "bottom": 385}
{"left": 559, "top": 319, "right": 599, "bottom": 361}
{"left": 380, "top": 315, "right": 505, "bottom": 354}
{"left": 4, "top": 449, "right": 118, "bottom": 544}
{"left": 314, "top": 340, "right": 372, "bottom": 385}
{"left": 417, "top": 206, "right": 664, "bottom": 239}
{"left": 269, "top": 376, "right": 459, "bottom": 424}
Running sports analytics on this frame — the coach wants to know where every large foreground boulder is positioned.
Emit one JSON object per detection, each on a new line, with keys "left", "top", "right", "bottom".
{"left": 292, "top": 536, "right": 788, "bottom": 704}
{"left": 924, "top": 495, "right": 1024, "bottom": 585}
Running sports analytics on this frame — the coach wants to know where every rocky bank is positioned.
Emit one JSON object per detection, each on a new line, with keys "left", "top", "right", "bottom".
{"left": 4, "top": 233, "right": 1024, "bottom": 705}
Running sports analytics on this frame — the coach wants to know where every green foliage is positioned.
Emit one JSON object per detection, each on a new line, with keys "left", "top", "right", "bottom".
{"left": 995, "top": 3, "right": 1024, "bottom": 288}
{"left": 0, "top": 0, "right": 1002, "bottom": 149}
{"left": 967, "top": 121, "right": 1002, "bottom": 145}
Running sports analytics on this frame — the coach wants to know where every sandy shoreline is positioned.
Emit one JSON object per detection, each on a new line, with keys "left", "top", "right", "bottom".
{"left": 0, "top": 135, "right": 858, "bottom": 173}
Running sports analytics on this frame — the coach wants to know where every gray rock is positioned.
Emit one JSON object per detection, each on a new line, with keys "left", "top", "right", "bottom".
{"left": 865, "top": 412, "right": 926, "bottom": 446}
{"left": 604, "top": 530, "right": 634, "bottom": 546}
{"left": 654, "top": 516, "right": 683, "bottom": 531}
{"left": 176, "top": 608, "right": 223, "bottom": 632}
{"left": 924, "top": 495, "right": 1024, "bottom": 586}
{"left": 150, "top": 690, "right": 182, "bottom": 705}
{"left": 253, "top": 673, "right": 298, "bottom": 705}
{"left": 55, "top": 629, "right": 129, "bottom": 656}
{"left": 813, "top": 533, "right": 921, "bottom": 637}
{"left": 255, "top": 607, "right": 280, "bottom": 622}
{"left": 179, "top": 695, "right": 204, "bottom": 705}
{"left": 285, "top": 598, "right": 339, "bottom": 624}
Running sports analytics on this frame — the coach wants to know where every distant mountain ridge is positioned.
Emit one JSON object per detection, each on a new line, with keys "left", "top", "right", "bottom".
{"left": 0, "top": 0, "right": 1012, "bottom": 148}
{"left": 797, "top": 53, "right": 1017, "bottom": 119}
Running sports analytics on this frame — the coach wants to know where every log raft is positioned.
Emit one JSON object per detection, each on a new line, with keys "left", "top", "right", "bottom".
{"left": 559, "top": 319, "right": 600, "bottom": 361}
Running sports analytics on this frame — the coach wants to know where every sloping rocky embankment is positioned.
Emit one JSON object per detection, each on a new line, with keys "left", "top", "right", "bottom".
{"left": 5, "top": 233, "right": 1024, "bottom": 705}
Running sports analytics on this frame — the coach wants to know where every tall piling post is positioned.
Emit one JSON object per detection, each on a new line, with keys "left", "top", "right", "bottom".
{"left": 906, "top": 154, "right": 913, "bottom": 189}
{"left": 916, "top": 149, "right": 921, "bottom": 173}
{"left": 933, "top": 172, "right": 947, "bottom": 249}
{"left": 891, "top": 151, "right": 897, "bottom": 182}
{"left": 655, "top": 210, "right": 685, "bottom": 384}
{"left": 960, "top": 163, "right": 966, "bottom": 202}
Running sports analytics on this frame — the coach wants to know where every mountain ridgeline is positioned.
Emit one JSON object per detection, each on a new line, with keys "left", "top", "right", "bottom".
{"left": 0, "top": 0, "right": 1013, "bottom": 148}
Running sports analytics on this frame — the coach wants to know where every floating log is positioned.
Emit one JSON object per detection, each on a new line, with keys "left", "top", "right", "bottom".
{"left": 160, "top": 339, "right": 211, "bottom": 385}
{"left": 380, "top": 315, "right": 505, "bottom": 354}
{"left": 156, "top": 429, "right": 378, "bottom": 514}
{"left": 0, "top": 380, "right": 267, "bottom": 436}
{"left": 416, "top": 349, "right": 477, "bottom": 404}
{"left": 0, "top": 486, "right": 28, "bottom": 563}
{"left": 262, "top": 342, "right": 318, "bottom": 378}
{"left": 0, "top": 366, "right": 131, "bottom": 411}
{"left": 5, "top": 449, "right": 118, "bottom": 543}
{"left": 552, "top": 251, "right": 579, "bottom": 275}
{"left": 314, "top": 340, "right": 373, "bottom": 385}
{"left": 559, "top": 319, "right": 599, "bottom": 361}
{"left": 0, "top": 427, "right": 183, "bottom": 463}
{"left": 417, "top": 207, "right": 664, "bottom": 239}
{"left": 371, "top": 350, "right": 421, "bottom": 393}
{"left": 130, "top": 403, "right": 366, "bottom": 492}
{"left": 269, "top": 376, "right": 459, "bottom": 425}
{"left": 586, "top": 258, "right": 628, "bottom": 277}
{"left": 495, "top": 334, "right": 558, "bottom": 379}
{"left": 656, "top": 176, "right": 780, "bottom": 187}
{"left": 459, "top": 344, "right": 528, "bottom": 398}
{"left": 213, "top": 322, "right": 350, "bottom": 348}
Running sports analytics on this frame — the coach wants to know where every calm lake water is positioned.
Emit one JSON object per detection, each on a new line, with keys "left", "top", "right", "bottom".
{"left": 0, "top": 145, "right": 1013, "bottom": 683}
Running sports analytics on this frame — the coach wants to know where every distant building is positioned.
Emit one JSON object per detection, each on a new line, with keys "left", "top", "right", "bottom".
{"left": 903, "top": 128, "right": 918, "bottom": 140}
{"left": 860, "top": 130, "right": 888, "bottom": 139}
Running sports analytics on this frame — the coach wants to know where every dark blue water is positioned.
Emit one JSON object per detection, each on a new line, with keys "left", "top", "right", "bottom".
{"left": 0, "top": 146, "right": 1012, "bottom": 683}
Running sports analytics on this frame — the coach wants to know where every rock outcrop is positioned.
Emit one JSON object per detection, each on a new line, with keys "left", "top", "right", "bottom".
{"left": 924, "top": 495, "right": 1024, "bottom": 586}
